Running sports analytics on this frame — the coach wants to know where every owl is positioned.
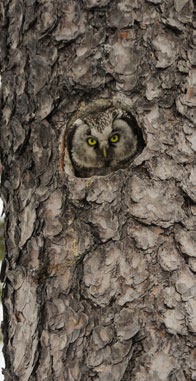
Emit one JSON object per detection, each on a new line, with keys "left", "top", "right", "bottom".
{"left": 67, "top": 107, "right": 143, "bottom": 178}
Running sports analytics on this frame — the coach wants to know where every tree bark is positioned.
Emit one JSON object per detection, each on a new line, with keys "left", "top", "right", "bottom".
{"left": 0, "top": 1, "right": 195, "bottom": 381}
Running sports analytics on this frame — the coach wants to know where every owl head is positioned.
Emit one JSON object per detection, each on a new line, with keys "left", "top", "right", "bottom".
{"left": 67, "top": 107, "right": 143, "bottom": 178}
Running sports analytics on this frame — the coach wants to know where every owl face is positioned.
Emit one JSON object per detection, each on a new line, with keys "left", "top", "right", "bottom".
{"left": 67, "top": 108, "right": 140, "bottom": 177}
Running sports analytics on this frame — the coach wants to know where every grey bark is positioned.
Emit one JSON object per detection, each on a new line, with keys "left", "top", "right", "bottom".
{"left": 0, "top": 1, "right": 195, "bottom": 381}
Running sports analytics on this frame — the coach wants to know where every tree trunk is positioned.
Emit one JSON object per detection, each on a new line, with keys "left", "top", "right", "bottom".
{"left": 0, "top": 1, "right": 195, "bottom": 381}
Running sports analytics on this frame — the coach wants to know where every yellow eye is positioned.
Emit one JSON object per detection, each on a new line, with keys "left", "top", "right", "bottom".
{"left": 110, "top": 134, "right": 119, "bottom": 144}
{"left": 87, "top": 137, "right": 97, "bottom": 146}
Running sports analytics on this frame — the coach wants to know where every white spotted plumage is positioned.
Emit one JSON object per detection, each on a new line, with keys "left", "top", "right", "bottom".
{"left": 67, "top": 107, "right": 139, "bottom": 178}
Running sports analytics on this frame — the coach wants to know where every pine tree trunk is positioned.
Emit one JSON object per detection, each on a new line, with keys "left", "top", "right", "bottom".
{"left": 0, "top": 1, "right": 195, "bottom": 380}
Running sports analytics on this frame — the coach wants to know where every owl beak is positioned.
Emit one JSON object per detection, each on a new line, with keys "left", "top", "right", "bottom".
{"left": 103, "top": 146, "right": 107, "bottom": 158}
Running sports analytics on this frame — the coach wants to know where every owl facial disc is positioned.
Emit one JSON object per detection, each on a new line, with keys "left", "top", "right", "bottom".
{"left": 66, "top": 106, "right": 144, "bottom": 177}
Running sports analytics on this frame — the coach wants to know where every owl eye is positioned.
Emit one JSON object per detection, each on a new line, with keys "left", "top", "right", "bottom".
{"left": 110, "top": 134, "right": 119, "bottom": 144}
{"left": 87, "top": 137, "right": 97, "bottom": 146}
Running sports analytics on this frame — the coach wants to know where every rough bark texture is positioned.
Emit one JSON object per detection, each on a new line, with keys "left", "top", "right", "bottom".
{"left": 0, "top": 1, "right": 195, "bottom": 381}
